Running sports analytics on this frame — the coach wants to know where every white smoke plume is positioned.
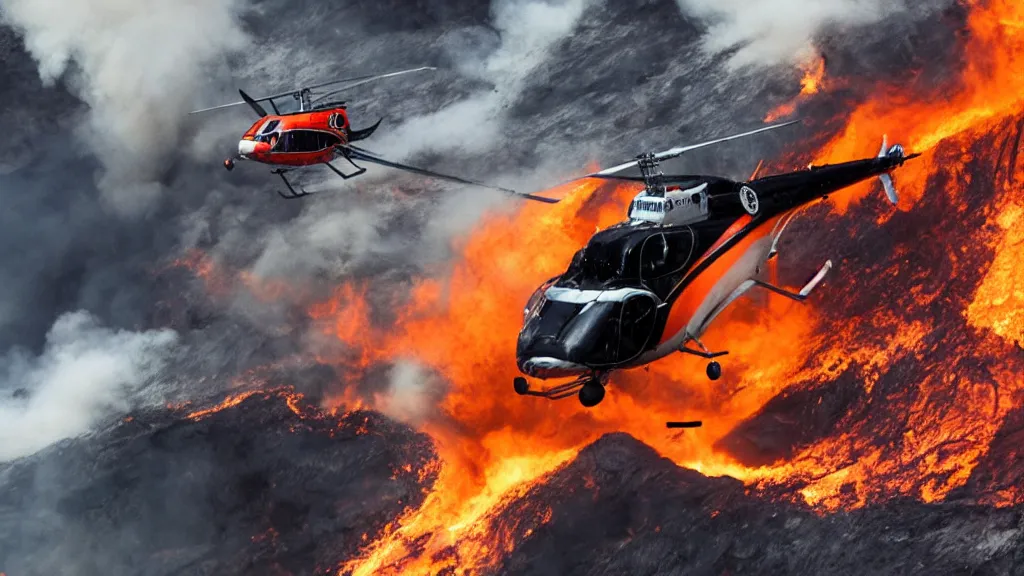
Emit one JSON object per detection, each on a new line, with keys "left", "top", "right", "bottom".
{"left": 245, "top": 0, "right": 596, "bottom": 282}
{"left": 0, "top": 0, "right": 250, "bottom": 216}
{"left": 374, "top": 0, "right": 595, "bottom": 159}
{"left": 0, "top": 311, "right": 178, "bottom": 462}
{"left": 674, "top": 0, "right": 922, "bottom": 69}
{"left": 375, "top": 359, "right": 444, "bottom": 426}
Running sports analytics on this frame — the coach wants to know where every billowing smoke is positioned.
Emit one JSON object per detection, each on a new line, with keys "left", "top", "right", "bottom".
{"left": 0, "top": 0, "right": 249, "bottom": 215}
{"left": 374, "top": 0, "right": 596, "bottom": 159}
{"left": 244, "top": 0, "right": 597, "bottom": 284}
{"left": 0, "top": 311, "right": 178, "bottom": 461}
{"left": 674, "top": 0, "right": 945, "bottom": 68}
{"left": 376, "top": 359, "right": 445, "bottom": 426}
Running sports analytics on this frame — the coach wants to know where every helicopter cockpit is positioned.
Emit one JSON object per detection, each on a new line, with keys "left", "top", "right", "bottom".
{"left": 517, "top": 223, "right": 703, "bottom": 378}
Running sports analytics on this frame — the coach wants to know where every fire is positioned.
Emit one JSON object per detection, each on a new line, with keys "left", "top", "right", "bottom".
{"left": 323, "top": 175, "right": 820, "bottom": 573}
{"left": 764, "top": 52, "right": 827, "bottom": 122}
{"left": 186, "top": 390, "right": 261, "bottom": 420}
{"left": 333, "top": 2, "right": 1024, "bottom": 572}
{"left": 161, "top": 0, "right": 1024, "bottom": 572}
{"left": 814, "top": 0, "right": 1024, "bottom": 214}
{"left": 799, "top": 54, "right": 826, "bottom": 95}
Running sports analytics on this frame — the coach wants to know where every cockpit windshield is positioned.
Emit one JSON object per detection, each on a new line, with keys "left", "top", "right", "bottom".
{"left": 253, "top": 119, "right": 281, "bottom": 144}
{"left": 524, "top": 276, "right": 558, "bottom": 321}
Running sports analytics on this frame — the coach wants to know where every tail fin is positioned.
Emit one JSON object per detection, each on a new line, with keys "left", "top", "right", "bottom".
{"left": 348, "top": 118, "right": 383, "bottom": 143}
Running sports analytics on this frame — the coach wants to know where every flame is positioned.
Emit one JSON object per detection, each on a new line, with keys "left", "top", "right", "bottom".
{"left": 163, "top": 1, "right": 1024, "bottom": 571}
{"left": 764, "top": 52, "right": 827, "bottom": 122}
{"left": 331, "top": 2, "right": 1024, "bottom": 572}
{"left": 815, "top": 0, "right": 1024, "bottom": 213}
{"left": 185, "top": 390, "right": 261, "bottom": 420}
{"left": 799, "top": 55, "right": 826, "bottom": 95}
{"left": 323, "top": 172, "right": 820, "bottom": 574}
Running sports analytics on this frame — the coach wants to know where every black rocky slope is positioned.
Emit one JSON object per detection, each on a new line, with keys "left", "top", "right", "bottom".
{"left": 0, "top": 392, "right": 436, "bottom": 576}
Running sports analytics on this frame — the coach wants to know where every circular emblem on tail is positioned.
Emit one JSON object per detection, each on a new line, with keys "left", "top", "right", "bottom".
{"left": 740, "top": 186, "right": 760, "bottom": 215}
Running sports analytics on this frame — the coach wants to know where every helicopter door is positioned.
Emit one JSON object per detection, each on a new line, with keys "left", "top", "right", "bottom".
{"left": 638, "top": 229, "right": 696, "bottom": 298}
{"left": 617, "top": 292, "right": 659, "bottom": 360}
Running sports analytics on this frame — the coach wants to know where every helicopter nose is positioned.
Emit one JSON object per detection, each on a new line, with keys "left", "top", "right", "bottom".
{"left": 518, "top": 356, "right": 589, "bottom": 380}
{"left": 238, "top": 140, "right": 258, "bottom": 156}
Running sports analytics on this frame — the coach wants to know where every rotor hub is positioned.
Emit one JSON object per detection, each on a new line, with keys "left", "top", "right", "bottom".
{"left": 636, "top": 153, "right": 667, "bottom": 197}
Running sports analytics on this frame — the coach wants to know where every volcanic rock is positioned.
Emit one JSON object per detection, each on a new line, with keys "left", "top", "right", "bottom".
{"left": 490, "top": 433, "right": 1024, "bottom": 576}
{"left": 0, "top": 391, "right": 437, "bottom": 576}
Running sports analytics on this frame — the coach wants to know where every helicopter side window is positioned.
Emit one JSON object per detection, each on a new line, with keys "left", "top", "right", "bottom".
{"left": 639, "top": 229, "right": 695, "bottom": 280}
{"left": 618, "top": 293, "right": 658, "bottom": 360}
{"left": 273, "top": 132, "right": 293, "bottom": 152}
{"left": 638, "top": 229, "right": 697, "bottom": 299}
{"left": 318, "top": 131, "right": 341, "bottom": 150}
{"left": 524, "top": 277, "right": 558, "bottom": 322}
{"left": 275, "top": 130, "right": 332, "bottom": 153}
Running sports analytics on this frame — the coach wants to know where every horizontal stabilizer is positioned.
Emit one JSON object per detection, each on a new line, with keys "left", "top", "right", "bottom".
{"left": 798, "top": 259, "right": 833, "bottom": 297}
{"left": 750, "top": 259, "right": 832, "bottom": 303}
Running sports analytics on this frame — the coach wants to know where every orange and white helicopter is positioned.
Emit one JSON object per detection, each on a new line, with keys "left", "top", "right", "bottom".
{"left": 191, "top": 67, "right": 555, "bottom": 202}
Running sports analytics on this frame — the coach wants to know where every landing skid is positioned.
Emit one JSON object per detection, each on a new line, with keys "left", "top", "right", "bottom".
{"left": 679, "top": 334, "right": 728, "bottom": 381}
{"left": 272, "top": 169, "right": 311, "bottom": 199}
{"left": 272, "top": 154, "right": 368, "bottom": 200}
{"left": 514, "top": 373, "right": 608, "bottom": 407}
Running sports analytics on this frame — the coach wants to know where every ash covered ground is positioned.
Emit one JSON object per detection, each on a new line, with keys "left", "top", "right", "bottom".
{"left": 2, "top": 0, "right": 1024, "bottom": 575}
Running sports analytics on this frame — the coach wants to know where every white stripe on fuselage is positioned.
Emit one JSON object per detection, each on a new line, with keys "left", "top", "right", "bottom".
{"left": 545, "top": 286, "right": 660, "bottom": 305}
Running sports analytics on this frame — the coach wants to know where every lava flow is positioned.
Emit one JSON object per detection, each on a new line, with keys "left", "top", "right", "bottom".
{"left": 316, "top": 1, "right": 1024, "bottom": 573}
{"left": 163, "top": 1, "right": 1024, "bottom": 574}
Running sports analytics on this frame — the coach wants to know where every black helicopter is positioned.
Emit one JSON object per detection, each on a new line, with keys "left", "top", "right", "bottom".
{"left": 512, "top": 120, "right": 918, "bottom": 409}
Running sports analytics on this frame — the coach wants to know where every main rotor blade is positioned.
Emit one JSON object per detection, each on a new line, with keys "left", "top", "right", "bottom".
{"left": 310, "top": 67, "right": 437, "bottom": 104}
{"left": 341, "top": 145, "right": 559, "bottom": 204}
{"left": 589, "top": 120, "right": 801, "bottom": 177}
{"left": 188, "top": 67, "right": 436, "bottom": 115}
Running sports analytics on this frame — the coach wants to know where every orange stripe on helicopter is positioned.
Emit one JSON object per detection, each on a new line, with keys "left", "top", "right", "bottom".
{"left": 657, "top": 214, "right": 786, "bottom": 347}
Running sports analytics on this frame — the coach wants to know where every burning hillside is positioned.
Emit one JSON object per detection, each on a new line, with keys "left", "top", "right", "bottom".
{"left": 323, "top": 0, "right": 1024, "bottom": 573}
{"left": 2, "top": 0, "right": 1024, "bottom": 575}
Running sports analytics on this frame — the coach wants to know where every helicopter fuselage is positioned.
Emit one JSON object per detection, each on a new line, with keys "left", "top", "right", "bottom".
{"left": 234, "top": 107, "right": 353, "bottom": 168}
{"left": 516, "top": 151, "right": 914, "bottom": 383}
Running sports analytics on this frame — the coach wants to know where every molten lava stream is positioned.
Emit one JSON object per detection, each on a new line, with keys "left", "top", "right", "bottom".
{"left": 328, "top": 1, "right": 1024, "bottom": 571}
{"left": 328, "top": 176, "right": 822, "bottom": 575}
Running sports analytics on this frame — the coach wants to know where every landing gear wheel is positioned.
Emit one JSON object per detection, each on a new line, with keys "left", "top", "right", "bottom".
{"left": 578, "top": 382, "right": 606, "bottom": 408}
{"left": 513, "top": 377, "right": 529, "bottom": 395}
{"left": 706, "top": 361, "right": 722, "bottom": 381}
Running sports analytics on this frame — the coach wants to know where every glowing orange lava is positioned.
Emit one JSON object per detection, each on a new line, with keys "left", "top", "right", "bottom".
{"left": 159, "top": 1, "right": 1024, "bottom": 572}
{"left": 322, "top": 2, "right": 1024, "bottom": 572}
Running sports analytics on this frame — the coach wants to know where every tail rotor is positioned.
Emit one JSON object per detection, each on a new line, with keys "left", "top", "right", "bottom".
{"left": 877, "top": 135, "right": 918, "bottom": 205}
